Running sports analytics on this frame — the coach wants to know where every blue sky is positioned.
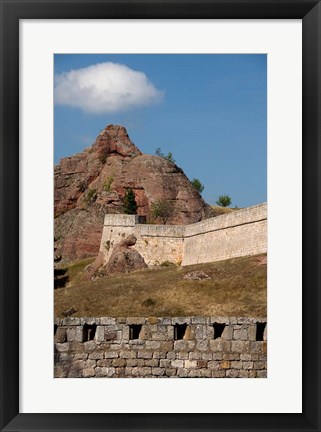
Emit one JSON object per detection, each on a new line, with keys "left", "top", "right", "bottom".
{"left": 54, "top": 54, "right": 266, "bottom": 208}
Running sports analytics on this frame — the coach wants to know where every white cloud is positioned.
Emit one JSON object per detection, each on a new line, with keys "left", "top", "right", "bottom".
{"left": 54, "top": 62, "right": 164, "bottom": 114}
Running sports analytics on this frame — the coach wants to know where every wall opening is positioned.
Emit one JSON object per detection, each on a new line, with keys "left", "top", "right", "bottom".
{"left": 83, "top": 324, "right": 97, "bottom": 342}
{"left": 213, "top": 322, "right": 225, "bottom": 339}
{"left": 256, "top": 322, "right": 266, "bottom": 341}
{"left": 129, "top": 324, "right": 142, "bottom": 340}
{"left": 54, "top": 324, "right": 58, "bottom": 336}
{"left": 174, "top": 324, "right": 187, "bottom": 340}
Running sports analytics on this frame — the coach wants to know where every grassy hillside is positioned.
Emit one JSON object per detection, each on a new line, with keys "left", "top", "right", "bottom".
{"left": 54, "top": 254, "right": 267, "bottom": 318}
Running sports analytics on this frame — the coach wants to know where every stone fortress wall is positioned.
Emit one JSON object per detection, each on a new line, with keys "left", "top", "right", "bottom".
{"left": 54, "top": 316, "right": 267, "bottom": 378}
{"left": 183, "top": 203, "right": 267, "bottom": 265}
{"left": 55, "top": 205, "right": 268, "bottom": 378}
{"left": 99, "top": 203, "right": 267, "bottom": 266}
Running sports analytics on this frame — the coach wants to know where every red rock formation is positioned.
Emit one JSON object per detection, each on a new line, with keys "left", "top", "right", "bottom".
{"left": 103, "top": 235, "right": 148, "bottom": 276}
{"left": 54, "top": 124, "right": 214, "bottom": 262}
{"left": 54, "top": 125, "right": 141, "bottom": 217}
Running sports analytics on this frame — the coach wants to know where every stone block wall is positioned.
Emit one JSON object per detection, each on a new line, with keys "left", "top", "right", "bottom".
{"left": 182, "top": 204, "right": 267, "bottom": 265}
{"left": 99, "top": 203, "right": 267, "bottom": 266}
{"left": 183, "top": 219, "right": 267, "bottom": 265}
{"left": 135, "top": 224, "right": 185, "bottom": 265}
{"left": 99, "top": 214, "right": 185, "bottom": 265}
{"left": 54, "top": 316, "right": 267, "bottom": 378}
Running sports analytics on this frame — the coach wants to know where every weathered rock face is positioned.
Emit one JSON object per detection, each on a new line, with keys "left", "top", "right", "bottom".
{"left": 111, "top": 154, "right": 211, "bottom": 224}
{"left": 54, "top": 124, "right": 141, "bottom": 217}
{"left": 54, "top": 124, "right": 214, "bottom": 262}
{"left": 103, "top": 235, "right": 148, "bottom": 275}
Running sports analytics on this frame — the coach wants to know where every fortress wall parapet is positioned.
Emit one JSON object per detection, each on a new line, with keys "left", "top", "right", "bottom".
{"left": 136, "top": 224, "right": 185, "bottom": 238}
{"left": 54, "top": 316, "right": 267, "bottom": 378}
{"left": 103, "top": 214, "right": 146, "bottom": 227}
{"left": 182, "top": 203, "right": 267, "bottom": 266}
{"left": 184, "top": 203, "right": 267, "bottom": 237}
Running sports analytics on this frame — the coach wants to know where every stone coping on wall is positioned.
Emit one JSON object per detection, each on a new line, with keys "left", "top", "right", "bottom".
{"left": 184, "top": 203, "right": 267, "bottom": 237}
{"left": 103, "top": 214, "right": 146, "bottom": 227}
{"left": 54, "top": 316, "right": 267, "bottom": 326}
{"left": 135, "top": 224, "right": 185, "bottom": 238}
{"left": 54, "top": 316, "right": 267, "bottom": 378}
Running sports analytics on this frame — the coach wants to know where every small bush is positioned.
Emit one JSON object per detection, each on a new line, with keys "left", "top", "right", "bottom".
{"left": 191, "top": 178, "right": 205, "bottom": 193}
{"left": 151, "top": 199, "right": 174, "bottom": 224}
{"left": 160, "top": 260, "right": 176, "bottom": 267}
{"left": 85, "top": 188, "right": 97, "bottom": 205}
{"left": 216, "top": 195, "right": 232, "bottom": 207}
{"left": 142, "top": 298, "right": 156, "bottom": 307}
{"left": 98, "top": 152, "right": 107, "bottom": 164}
{"left": 155, "top": 147, "right": 176, "bottom": 164}
{"left": 103, "top": 176, "right": 114, "bottom": 192}
{"left": 78, "top": 180, "right": 87, "bottom": 192}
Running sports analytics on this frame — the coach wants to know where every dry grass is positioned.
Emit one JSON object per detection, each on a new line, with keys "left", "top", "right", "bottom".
{"left": 210, "top": 205, "right": 238, "bottom": 216}
{"left": 55, "top": 254, "right": 267, "bottom": 318}
{"left": 57, "top": 257, "right": 95, "bottom": 288}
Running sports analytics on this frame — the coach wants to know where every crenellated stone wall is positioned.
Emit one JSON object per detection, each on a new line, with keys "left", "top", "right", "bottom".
{"left": 54, "top": 316, "right": 267, "bottom": 378}
{"left": 99, "top": 203, "right": 267, "bottom": 266}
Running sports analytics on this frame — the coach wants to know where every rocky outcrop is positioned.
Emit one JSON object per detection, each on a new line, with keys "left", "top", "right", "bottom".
{"left": 103, "top": 235, "right": 148, "bottom": 275}
{"left": 54, "top": 124, "right": 141, "bottom": 217}
{"left": 85, "top": 235, "right": 147, "bottom": 279}
{"left": 183, "top": 271, "right": 211, "bottom": 281}
{"left": 111, "top": 154, "right": 211, "bottom": 224}
{"left": 54, "top": 124, "right": 214, "bottom": 262}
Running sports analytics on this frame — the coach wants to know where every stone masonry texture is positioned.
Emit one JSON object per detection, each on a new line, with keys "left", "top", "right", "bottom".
{"left": 54, "top": 316, "right": 267, "bottom": 378}
{"left": 99, "top": 203, "right": 267, "bottom": 266}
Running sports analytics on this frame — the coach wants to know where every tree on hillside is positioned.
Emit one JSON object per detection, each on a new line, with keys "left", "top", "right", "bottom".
{"left": 191, "top": 178, "right": 205, "bottom": 194}
{"left": 216, "top": 195, "right": 232, "bottom": 207}
{"left": 123, "top": 188, "right": 138, "bottom": 214}
{"left": 155, "top": 147, "right": 176, "bottom": 164}
{"left": 151, "top": 199, "right": 175, "bottom": 224}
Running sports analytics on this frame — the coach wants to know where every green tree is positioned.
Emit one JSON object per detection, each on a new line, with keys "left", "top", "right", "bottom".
{"left": 155, "top": 147, "right": 176, "bottom": 164}
{"left": 123, "top": 188, "right": 138, "bottom": 214}
{"left": 151, "top": 199, "right": 175, "bottom": 224}
{"left": 191, "top": 178, "right": 205, "bottom": 193}
{"left": 216, "top": 195, "right": 232, "bottom": 207}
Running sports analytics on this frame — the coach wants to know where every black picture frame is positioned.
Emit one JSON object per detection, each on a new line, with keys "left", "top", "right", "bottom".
{"left": 0, "top": 1, "right": 320, "bottom": 431}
